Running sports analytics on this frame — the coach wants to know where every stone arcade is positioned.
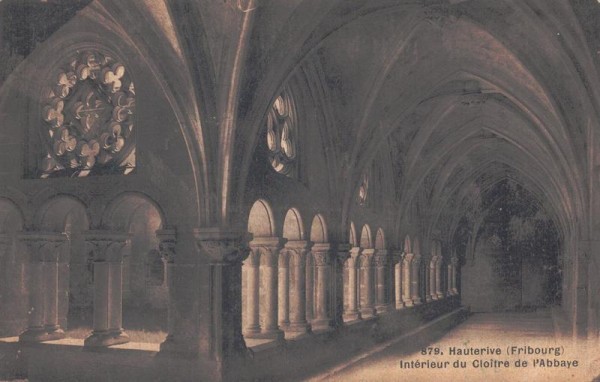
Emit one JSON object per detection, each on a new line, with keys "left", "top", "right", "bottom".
{"left": 0, "top": 0, "right": 599, "bottom": 381}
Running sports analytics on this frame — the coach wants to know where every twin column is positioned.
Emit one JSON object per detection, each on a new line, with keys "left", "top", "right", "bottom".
{"left": 83, "top": 231, "right": 129, "bottom": 347}
{"left": 19, "top": 232, "right": 68, "bottom": 342}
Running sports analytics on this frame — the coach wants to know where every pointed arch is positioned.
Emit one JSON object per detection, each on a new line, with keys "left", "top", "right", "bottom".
{"left": 283, "top": 208, "right": 304, "bottom": 240}
{"left": 404, "top": 235, "right": 412, "bottom": 253}
{"left": 375, "top": 228, "right": 386, "bottom": 250}
{"left": 360, "top": 224, "right": 372, "bottom": 248}
{"left": 310, "top": 214, "right": 328, "bottom": 243}
{"left": 248, "top": 199, "right": 276, "bottom": 237}
{"left": 349, "top": 221, "right": 358, "bottom": 247}
{"left": 36, "top": 195, "right": 90, "bottom": 233}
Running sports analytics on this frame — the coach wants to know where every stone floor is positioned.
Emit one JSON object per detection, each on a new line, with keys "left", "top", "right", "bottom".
{"left": 310, "top": 309, "right": 600, "bottom": 382}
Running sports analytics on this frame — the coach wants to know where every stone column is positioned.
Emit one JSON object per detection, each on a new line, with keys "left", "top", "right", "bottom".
{"left": 435, "top": 257, "right": 444, "bottom": 299}
{"left": 19, "top": 232, "right": 68, "bottom": 342}
{"left": 242, "top": 248, "right": 261, "bottom": 337}
{"left": 305, "top": 254, "right": 314, "bottom": 323}
{"left": 343, "top": 247, "right": 361, "bottom": 321}
{"left": 359, "top": 249, "right": 376, "bottom": 318}
{"left": 447, "top": 263, "right": 453, "bottom": 296}
{"left": 194, "top": 230, "right": 255, "bottom": 364}
{"left": 451, "top": 256, "right": 459, "bottom": 295}
{"left": 278, "top": 249, "right": 290, "bottom": 330}
{"left": 402, "top": 253, "right": 414, "bottom": 307}
{"left": 374, "top": 250, "right": 390, "bottom": 313}
{"left": 426, "top": 257, "right": 435, "bottom": 302}
{"left": 411, "top": 254, "right": 422, "bottom": 305}
{"left": 84, "top": 231, "right": 129, "bottom": 347}
{"left": 283, "top": 240, "right": 312, "bottom": 335}
{"left": 334, "top": 244, "right": 351, "bottom": 327}
{"left": 393, "top": 251, "right": 404, "bottom": 309}
{"left": 311, "top": 243, "right": 332, "bottom": 331}
{"left": 157, "top": 229, "right": 177, "bottom": 352}
{"left": 252, "top": 237, "right": 285, "bottom": 340}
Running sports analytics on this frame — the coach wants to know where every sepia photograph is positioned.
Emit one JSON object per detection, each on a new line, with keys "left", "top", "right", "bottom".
{"left": 0, "top": 0, "right": 599, "bottom": 380}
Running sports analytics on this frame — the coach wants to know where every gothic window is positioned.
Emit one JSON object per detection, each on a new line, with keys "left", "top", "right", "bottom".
{"left": 266, "top": 90, "right": 296, "bottom": 176}
{"left": 39, "top": 50, "right": 136, "bottom": 178}
{"left": 358, "top": 171, "right": 369, "bottom": 205}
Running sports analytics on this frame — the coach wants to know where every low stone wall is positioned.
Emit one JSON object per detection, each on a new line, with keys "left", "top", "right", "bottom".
{"left": 0, "top": 298, "right": 466, "bottom": 381}
{"left": 239, "top": 297, "right": 466, "bottom": 381}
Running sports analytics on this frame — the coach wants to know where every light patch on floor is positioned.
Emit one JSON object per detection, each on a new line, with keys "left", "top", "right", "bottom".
{"left": 318, "top": 310, "right": 600, "bottom": 382}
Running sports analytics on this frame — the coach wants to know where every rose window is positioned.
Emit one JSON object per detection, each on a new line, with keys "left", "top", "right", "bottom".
{"left": 40, "top": 50, "right": 135, "bottom": 178}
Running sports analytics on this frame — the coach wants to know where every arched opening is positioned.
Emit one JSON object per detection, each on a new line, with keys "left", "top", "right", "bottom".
{"left": 283, "top": 208, "right": 304, "bottom": 240}
{"left": 310, "top": 214, "right": 327, "bottom": 244}
{"left": 0, "top": 198, "right": 25, "bottom": 336}
{"left": 36, "top": 196, "right": 90, "bottom": 337}
{"left": 375, "top": 228, "right": 385, "bottom": 250}
{"left": 102, "top": 193, "right": 166, "bottom": 344}
{"left": 308, "top": 214, "right": 328, "bottom": 323}
{"left": 461, "top": 181, "right": 562, "bottom": 313}
{"left": 281, "top": 207, "right": 309, "bottom": 335}
{"left": 349, "top": 222, "right": 358, "bottom": 247}
{"left": 248, "top": 199, "right": 275, "bottom": 238}
{"left": 243, "top": 199, "right": 277, "bottom": 340}
{"left": 359, "top": 225, "right": 372, "bottom": 249}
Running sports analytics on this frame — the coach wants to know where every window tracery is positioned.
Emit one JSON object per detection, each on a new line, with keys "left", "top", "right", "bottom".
{"left": 39, "top": 50, "right": 136, "bottom": 178}
{"left": 358, "top": 171, "right": 369, "bottom": 205}
{"left": 266, "top": 90, "right": 296, "bottom": 176}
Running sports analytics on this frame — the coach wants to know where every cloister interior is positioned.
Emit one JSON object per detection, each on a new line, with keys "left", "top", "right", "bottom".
{"left": 0, "top": 0, "right": 599, "bottom": 381}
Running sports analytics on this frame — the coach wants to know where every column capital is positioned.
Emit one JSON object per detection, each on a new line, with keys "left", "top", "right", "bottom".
{"left": 282, "top": 240, "right": 313, "bottom": 258}
{"left": 350, "top": 246, "right": 362, "bottom": 258}
{"left": 250, "top": 236, "right": 286, "bottom": 249}
{"left": 193, "top": 228, "right": 252, "bottom": 264}
{"left": 373, "top": 250, "right": 389, "bottom": 266}
{"left": 84, "top": 230, "right": 129, "bottom": 262}
{"left": 284, "top": 239, "right": 313, "bottom": 250}
{"left": 361, "top": 248, "right": 376, "bottom": 257}
{"left": 312, "top": 242, "right": 331, "bottom": 253}
{"left": 312, "top": 243, "right": 332, "bottom": 266}
{"left": 19, "top": 231, "right": 68, "bottom": 261}
{"left": 250, "top": 237, "right": 285, "bottom": 266}
{"left": 156, "top": 228, "right": 177, "bottom": 263}
{"left": 359, "top": 249, "right": 375, "bottom": 267}
{"left": 313, "top": 251, "right": 332, "bottom": 266}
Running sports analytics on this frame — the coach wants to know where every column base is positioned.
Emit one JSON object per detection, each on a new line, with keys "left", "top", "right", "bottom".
{"left": 403, "top": 299, "right": 414, "bottom": 307}
{"left": 285, "top": 322, "right": 311, "bottom": 334}
{"left": 310, "top": 318, "right": 333, "bottom": 332}
{"left": 375, "top": 304, "right": 391, "bottom": 314}
{"left": 84, "top": 329, "right": 130, "bottom": 347}
{"left": 395, "top": 301, "right": 405, "bottom": 309}
{"left": 436, "top": 293, "right": 445, "bottom": 299}
{"left": 343, "top": 311, "right": 361, "bottom": 322}
{"left": 412, "top": 298, "right": 422, "bottom": 305}
{"left": 360, "top": 307, "right": 377, "bottom": 319}
{"left": 19, "top": 327, "right": 65, "bottom": 342}
{"left": 426, "top": 296, "right": 434, "bottom": 302}
{"left": 254, "top": 329, "right": 285, "bottom": 341}
{"left": 242, "top": 326, "right": 262, "bottom": 338}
